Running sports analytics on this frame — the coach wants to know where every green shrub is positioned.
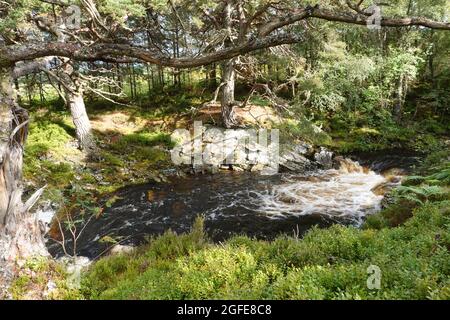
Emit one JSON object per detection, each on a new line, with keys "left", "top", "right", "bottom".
{"left": 81, "top": 198, "right": 450, "bottom": 300}
{"left": 100, "top": 151, "right": 125, "bottom": 167}
{"left": 277, "top": 118, "right": 332, "bottom": 146}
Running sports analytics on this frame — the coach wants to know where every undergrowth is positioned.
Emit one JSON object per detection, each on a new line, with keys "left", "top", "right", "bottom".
{"left": 79, "top": 151, "right": 450, "bottom": 300}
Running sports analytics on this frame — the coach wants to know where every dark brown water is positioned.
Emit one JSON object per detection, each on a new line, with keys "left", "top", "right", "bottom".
{"left": 47, "top": 152, "right": 419, "bottom": 258}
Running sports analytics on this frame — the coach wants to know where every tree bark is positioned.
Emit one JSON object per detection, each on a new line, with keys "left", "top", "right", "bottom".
{"left": 66, "top": 89, "right": 96, "bottom": 152}
{"left": 220, "top": 0, "right": 238, "bottom": 129}
{"left": 0, "top": 67, "right": 47, "bottom": 277}
{"left": 220, "top": 58, "right": 237, "bottom": 128}
{"left": 54, "top": 61, "right": 97, "bottom": 153}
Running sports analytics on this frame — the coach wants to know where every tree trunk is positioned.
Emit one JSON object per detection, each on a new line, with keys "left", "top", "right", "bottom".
{"left": 220, "top": 58, "right": 237, "bottom": 128}
{"left": 0, "top": 67, "right": 47, "bottom": 281}
{"left": 66, "top": 90, "right": 95, "bottom": 152}
{"left": 57, "top": 60, "right": 96, "bottom": 153}
{"left": 220, "top": 0, "right": 238, "bottom": 129}
{"left": 394, "top": 75, "right": 405, "bottom": 122}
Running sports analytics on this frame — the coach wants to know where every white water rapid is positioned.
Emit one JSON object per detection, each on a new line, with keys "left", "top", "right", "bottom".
{"left": 251, "top": 159, "right": 388, "bottom": 222}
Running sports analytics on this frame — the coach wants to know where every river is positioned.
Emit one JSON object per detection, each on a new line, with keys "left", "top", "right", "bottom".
{"left": 47, "top": 151, "right": 419, "bottom": 258}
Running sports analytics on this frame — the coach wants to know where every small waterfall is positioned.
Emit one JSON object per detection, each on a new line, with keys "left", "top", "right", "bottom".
{"left": 252, "top": 158, "right": 386, "bottom": 222}
{"left": 51, "top": 157, "right": 407, "bottom": 258}
{"left": 336, "top": 157, "right": 368, "bottom": 174}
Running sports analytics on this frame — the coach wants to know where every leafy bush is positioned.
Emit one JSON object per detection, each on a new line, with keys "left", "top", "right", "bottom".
{"left": 277, "top": 118, "right": 332, "bottom": 146}
{"left": 80, "top": 196, "right": 450, "bottom": 300}
{"left": 78, "top": 151, "right": 450, "bottom": 300}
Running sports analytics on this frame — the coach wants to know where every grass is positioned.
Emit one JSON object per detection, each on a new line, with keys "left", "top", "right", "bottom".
{"left": 110, "top": 131, "right": 175, "bottom": 150}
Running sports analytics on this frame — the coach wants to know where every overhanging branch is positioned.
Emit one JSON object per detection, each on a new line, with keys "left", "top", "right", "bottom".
{"left": 0, "top": 34, "right": 304, "bottom": 68}
{"left": 1, "top": 7, "right": 449, "bottom": 68}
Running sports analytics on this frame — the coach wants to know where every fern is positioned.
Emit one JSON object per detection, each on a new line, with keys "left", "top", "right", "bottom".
{"left": 426, "top": 168, "right": 450, "bottom": 185}
{"left": 394, "top": 185, "right": 447, "bottom": 204}
{"left": 403, "top": 176, "right": 425, "bottom": 186}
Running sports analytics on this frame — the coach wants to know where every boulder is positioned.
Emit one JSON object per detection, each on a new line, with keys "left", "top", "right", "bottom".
{"left": 170, "top": 124, "right": 334, "bottom": 174}
{"left": 279, "top": 150, "right": 315, "bottom": 172}
{"left": 110, "top": 244, "right": 135, "bottom": 256}
{"left": 314, "top": 147, "right": 334, "bottom": 169}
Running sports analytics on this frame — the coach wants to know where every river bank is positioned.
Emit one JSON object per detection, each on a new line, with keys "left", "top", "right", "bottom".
{"left": 4, "top": 98, "right": 449, "bottom": 300}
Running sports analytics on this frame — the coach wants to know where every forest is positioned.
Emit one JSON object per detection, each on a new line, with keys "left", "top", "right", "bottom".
{"left": 0, "top": 0, "right": 449, "bottom": 301}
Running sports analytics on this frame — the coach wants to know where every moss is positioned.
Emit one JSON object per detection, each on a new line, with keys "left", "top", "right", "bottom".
{"left": 111, "top": 131, "right": 175, "bottom": 151}
{"left": 44, "top": 162, "right": 75, "bottom": 186}
{"left": 277, "top": 118, "right": 332, "bottom": 146}
{"left": 100, "top": 151, "right": 125, "bottom": 167}
{"left": 132, "top": 147, "right": 168, "bottom": 162}
{"left": 25, "top": 120, "right": 74, "bottom": 159}
{"left": 9, "top": 257, "right": 83, "bottom": 300}
{"left": 22, "top": 116, "right": 84, "bottom": 206}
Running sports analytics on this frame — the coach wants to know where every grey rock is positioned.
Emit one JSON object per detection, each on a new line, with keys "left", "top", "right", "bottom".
{"left": 314, "top": 147, "right": 334, "bottom": 169}
{"left": 110, "top": 244, "right": 135, "bottom": 255}
{"left": 293, "top": 142, "right": 314, "bottom": 156}
{"left": 279, "top": 150, "right": 314, "bottom": 172}
{"left": 171, "top": 125, "right": 334, "bottom": 174}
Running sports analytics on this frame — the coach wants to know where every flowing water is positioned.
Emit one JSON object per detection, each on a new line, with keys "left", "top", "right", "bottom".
{"left": 47, "top": 153, "right": 419, "bottom": 258}
{"left": 251, "top": 159, "right": 385, "bottom": 220}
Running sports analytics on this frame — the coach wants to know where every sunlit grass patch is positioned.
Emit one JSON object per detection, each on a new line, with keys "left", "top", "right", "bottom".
{"left": 111, "top": 131, "right": 175, "bottom": 150}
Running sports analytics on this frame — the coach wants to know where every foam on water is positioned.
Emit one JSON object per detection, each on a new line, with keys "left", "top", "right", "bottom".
{"left": 251, "top": 159, "right": 386, "bottom": 222}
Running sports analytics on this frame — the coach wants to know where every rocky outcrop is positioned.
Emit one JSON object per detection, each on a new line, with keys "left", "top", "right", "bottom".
{"left": 279, "top": 151, "right": 314, "bottom": 172}
{"left": 171, "top": 125, "right": 335, "bottom": 174}
{"left": 314, "top": 147, "right": 334, "bottom": 169}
